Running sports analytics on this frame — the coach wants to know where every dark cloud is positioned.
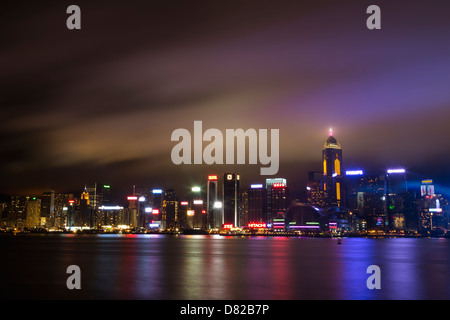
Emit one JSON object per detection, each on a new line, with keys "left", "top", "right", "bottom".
{"left": 2, "top": 0, "right": 450, "bottom": 198}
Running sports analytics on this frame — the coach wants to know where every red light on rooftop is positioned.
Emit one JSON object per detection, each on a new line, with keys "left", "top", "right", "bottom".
{"left": 272, "top": 183, "right": 285, "bottom": 188}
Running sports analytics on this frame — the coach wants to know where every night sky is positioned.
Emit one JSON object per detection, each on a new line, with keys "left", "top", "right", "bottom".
{"left": 2, "top": 0, "right": 450, "bottom": 200}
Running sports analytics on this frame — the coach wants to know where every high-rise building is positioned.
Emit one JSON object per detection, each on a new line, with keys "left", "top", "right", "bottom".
{"left": 178, "top": 200, "right": 189, "bottom": 230}
{"left": 85, "top": 184, "right": 98, "bottom": 210}
{"left": 188, "top": 185, "right": 206, "bottom": 230}
{"left": 247, "top": 184, "right": 267, "bottom": 224}
{"left": 78, "top": 188, "right": 91, "bottom": 227}
{"left": 269, "top": 182, "right": 289, "bottom": 220}
{"left": 344, "top": 170, "right": 385, "bottom": 229}
{"left": 100, "top": 184, "right": 112, "bottom": 205}
{"left": 207, "top": 175, "right": 221, "bottom": 229}
{"left": 307, "top": 171, "right": 326, "bottom": 208}
{"left": 40, "top": 190, "right": 55, "bottom": 227}
{"left": 322, "top": 129, "right": 344, "bottom": 207}
{"left": 223, "top": 173, "right": 240, "bottom": 227}
{"left": 53, "top": 193, "right": 72, "bottom": 229}
{"left": 162, "top": 189, "right": 178, "bottom": 231}
{"left": 98, "top": 205, "right": 124, "bottom": 227}
{"left": 8, "top": 195, "right": 29, "bottom": 229}
{"left": 240, "top": 191, "right": 249, "bottom": 226}
{"left": 384, "top": 169, "right": 410, "bottom": 231}
{"left": 417, "top": 184, "right": 448, "bottom": 234}
{"left": 25, "top": 198, "right": 41, "bottom": 229}
{"left": 266, "top": 178, "right": 287, "bottom": 220}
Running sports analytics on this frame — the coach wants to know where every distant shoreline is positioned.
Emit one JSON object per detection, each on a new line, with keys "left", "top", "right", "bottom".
{"left": 0, "top": 230, "right": 448, "bottom": 239}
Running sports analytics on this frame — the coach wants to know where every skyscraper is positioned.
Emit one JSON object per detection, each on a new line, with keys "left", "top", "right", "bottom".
{"left": 307, "top": 171, "right": 326, "bottom": 208}
{"left": 78, "top": 188, "right": 90, "bottom": 227}
{"left": 40, "top": 190, "right": 55, "bottom": 227}
{"left": 25, "top": 198, "right": 41, "bottom": 229}
{"left": 223, "top": 173, "right": 240, "bottom": 227}
{"left": 266, "top": 178, "right": 287, "bottom": 220}
{"left": 269, "top": 182, "right": 289, "bottom": 219}
{"left": 162, "top": 189, "right": 178, "bottom": 231}
{"left": 207, "top": 175, "right": 220, "bottom": 229}
{"left": 345, "top": 170, "right": 385, "bottom": 229}
{"left": 322, "top": 129, "right": 344, "bottom": 207}
{"left": 384, "top": 169, "right": 409, "bottom": 231}
{"left": 247, "top": 184, "right": 267, "bottom": 224}
{"left": 100, "top": 184, "right": 112, "bottom": 205}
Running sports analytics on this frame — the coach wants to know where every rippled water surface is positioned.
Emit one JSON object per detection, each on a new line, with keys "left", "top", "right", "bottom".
{"left": 1, "top": 234, "right": 449, "bottom": 299}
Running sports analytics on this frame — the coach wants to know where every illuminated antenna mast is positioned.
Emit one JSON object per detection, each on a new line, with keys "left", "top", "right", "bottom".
{"left": 329, "top": 127, "right": 333, "bottom": 136}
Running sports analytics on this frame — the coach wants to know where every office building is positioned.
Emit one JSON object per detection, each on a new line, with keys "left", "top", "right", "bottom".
{"left": 223, "top": 173, "right": 240, "bottom": 227}
{"left": 25, "top": 198, "right": 41, "bottom": 229}
{"left": 207, "top": 175, "right": 221, "bottom": 229}
{"left": 162, "top": 189, "right": 178, "bottom": 231}
{"left": 247, "top": 184, "right": 267, "bottom": 224}
{"left": 307, "top": 171, "right": 327, "bottom": 208}
{"left": 322, "top": 129, "right": 344, "bottom": 207}
{"left": 40, "top": 190, "right": 55, "bottom": 228}
{"left": 78, "top": 188, "right": 91, "bottom": 227}
{"left": 269, "top": 182, "right": 289, "bottom": 220}
{"left": 266, "top": 178, "right": 287, "bottom": 220}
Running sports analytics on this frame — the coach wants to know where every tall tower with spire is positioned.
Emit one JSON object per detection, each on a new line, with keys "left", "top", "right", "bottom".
{"left": 322, "top": 128, "right": 344, "bottom": 207}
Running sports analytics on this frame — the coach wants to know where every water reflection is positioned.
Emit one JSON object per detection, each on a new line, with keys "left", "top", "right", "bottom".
{"left": 1, "top": 234, "right": 449, "bottom": 299}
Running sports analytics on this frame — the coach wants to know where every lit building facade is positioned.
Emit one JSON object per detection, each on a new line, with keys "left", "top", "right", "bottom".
{"left": 322, "top": 130, "right": 344, "bottom": 207}
{"left": 307, "top": 171, "right": 327, "bottom": 208}
{"left": 25, "top": 198, "right": 41, "bottom": 229}
{"left": 223, "top": 173, "right": 240, "bottom": 227}
{"left": 247, "top": 184, "right": 267, "bottom": 224}
{"left": 207, "top": 175, "right": 221, "bottom": 229}
{"left": 162, "top": 189, "right": 178, "bottom": 231}
{"left": 266, "top": 178, "right": 287, "bottom": 220}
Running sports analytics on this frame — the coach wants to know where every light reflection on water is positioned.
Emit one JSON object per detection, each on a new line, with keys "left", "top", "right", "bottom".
{"left": 0, "top": 234, "right": 449, "bottom": 299}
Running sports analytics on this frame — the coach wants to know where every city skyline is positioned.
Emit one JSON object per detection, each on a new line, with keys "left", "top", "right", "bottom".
{"left": 2, "top": 0, "right": 450, "bottom": 198}
{"left": 0, "top": 129, "right": 447, "bottom": 204}
{"left": 2, "top": 130, "right": 448, "bottom": 236}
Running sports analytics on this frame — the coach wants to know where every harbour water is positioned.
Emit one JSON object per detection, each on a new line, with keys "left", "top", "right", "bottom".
{"left": 1, "top": 234, "right": 449, "bottom": 300}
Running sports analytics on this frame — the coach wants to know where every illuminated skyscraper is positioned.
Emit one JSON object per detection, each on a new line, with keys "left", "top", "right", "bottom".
{"left": 100, "top": 185, "right": 111, "bottom": 205}
{"left": 78, "top": 188, "right": 90, "bottom": 227}
{"left": 269, "top": 182, "right": 289, "bottom": 219}
{"left": 223, "top": 173, "right": 240, "bottom": 227}
{"left": 247, "top": 184, "right": 267, "bottom": 224}
{"left": 383, "top": 169, "right": 418, "bottom": 232}
{"left": 322, "top": 129, "right": 344, "bottom": 207}
{"left": 162, "top": 189, "right": 178, "bottom": 231}
{"left": 240, "top": 191, "right": 249, "bottom": 226}
{"left": 345, "top": 170, "right": 385, "bottom": 229}
{"left": 207, "top": 175, "right": 221, "bottom": 229}
{"left": 307, "top": 171, "right": 326, "bottom": 208}
{"left": 266, "top": 178, "right": 287, "bottom": 219}
{"left": 25, "top": 198, "right": 41, "bottom": 229}
{"left": 40, "top": 190, "right": 55, "bottom": 227}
